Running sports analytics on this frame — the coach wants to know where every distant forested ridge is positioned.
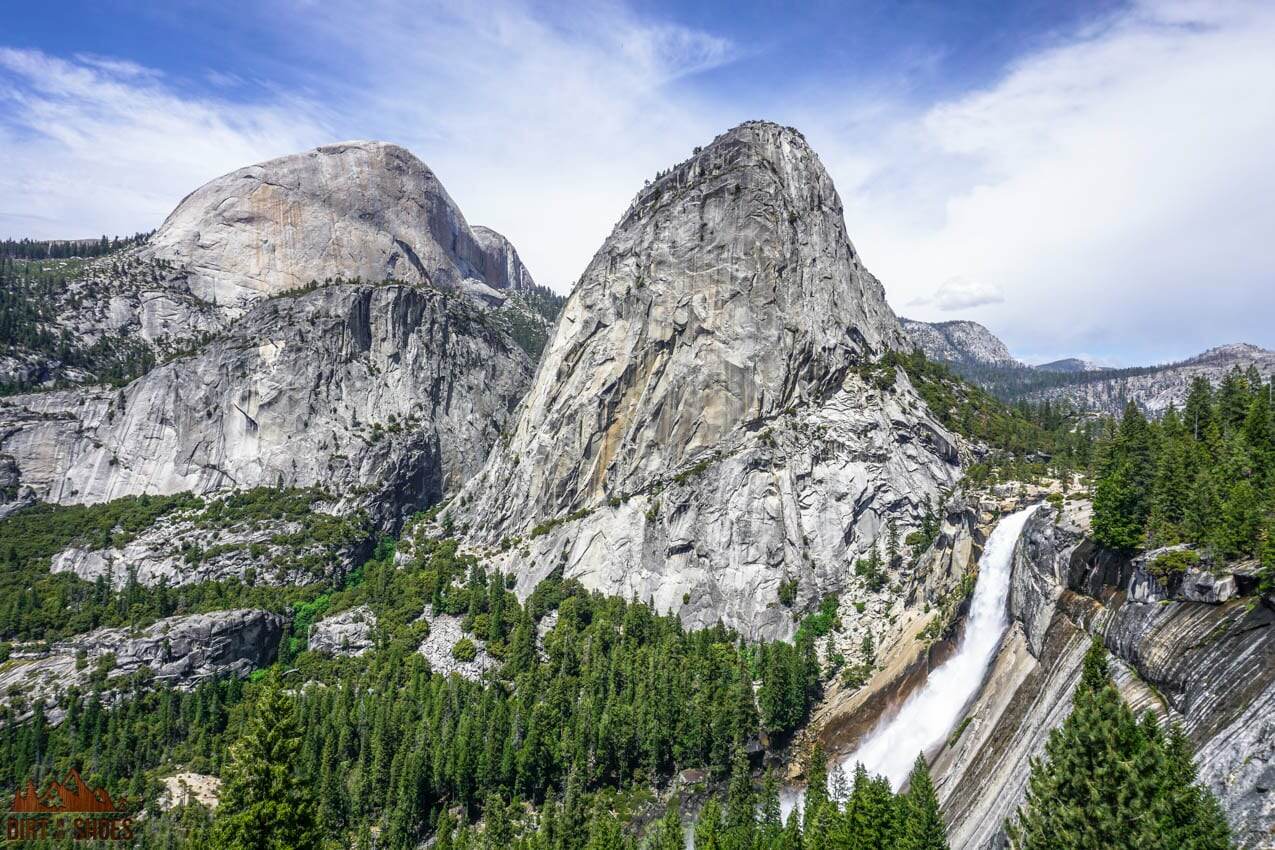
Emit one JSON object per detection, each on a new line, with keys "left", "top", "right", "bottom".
{"left": 0, "top": 233, "right": 153, "bottom": 260}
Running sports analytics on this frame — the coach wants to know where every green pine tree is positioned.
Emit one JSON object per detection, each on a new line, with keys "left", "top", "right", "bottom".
{"left": 1259, "top": 517, "right": 1275, "bottom": 596}
{"left": 696, "top": 798, "right": 725, "bottom": 850}
{"left": 1007, "top": 638, "right": 1235, "bottom": 850}
{"left": 1150, "top": 723, "right": 1234, "bottom": 850}
{"left": 211, "top": 678, "right": 320, "bottom": 850}
{"left": 898, "top": 754, "right": 947, "bottom": 850}
{"left": 803, "top": 744, "right": 830, "bottom": 833}
{"left": 840, "top": 762, "right": 897, "bottom": 850}
{"left": 1092, "top": 403, "right": 1155, "bottom": 550}
{"left": 650, "top": 802, "right": 685, "bottom": 850}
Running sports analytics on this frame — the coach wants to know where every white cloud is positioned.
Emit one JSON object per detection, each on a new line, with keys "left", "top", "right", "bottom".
{"left": 267, "top": 0, "right": 738, "bottom": 288}
{"left": 0, "top": 1, "right": 737, "bottom": 292}
{"left": 810, "top": 0, "right": 1275, "bottom": 364}
{"left": 0, "top": 47, "right": 331, "bottom": 239}
{"left": 910, "top": 276, "right": 1005, "bottom": 311}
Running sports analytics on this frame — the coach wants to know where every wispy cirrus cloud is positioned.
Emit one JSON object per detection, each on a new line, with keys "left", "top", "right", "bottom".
{"left": 0, "top": 46, "right": 331, "bottom": 236}
{"left": 0, "top": 0, "right": 738, "bottom": 291}
{"left": 806, "top": 0, "right": 1275, "bottom": 364}
{"left": 269, "top": 0, "right": 738, "bottom": 286}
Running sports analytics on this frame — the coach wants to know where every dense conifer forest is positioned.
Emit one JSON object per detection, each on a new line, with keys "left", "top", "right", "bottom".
{"left": 1090, "top": 367, "right": 1275, "bottom": 592}
{"left": 0, "top": 234, "right": 152, "bottom": 261}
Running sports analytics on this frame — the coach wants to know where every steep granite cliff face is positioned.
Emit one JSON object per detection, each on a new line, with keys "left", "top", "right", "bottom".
{"left": 450, "top": 121, "right": 961, "bottom": 638}
{"left": 933, "top": 503, "right": 1275, "bottom": 849}
{"left": 0, "top": 283, "right": 531, "bottom": 526}
{"left": 470, "top": 225, "right": 541, "bottom": 300}
{"left": 1, "top": 142, "right": 546, "bottom": 393}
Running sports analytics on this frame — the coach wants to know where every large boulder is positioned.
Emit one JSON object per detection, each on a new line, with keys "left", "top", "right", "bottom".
{"left": 0, "top": 609, "right": 285, "bottom": 723}
{"left": 308, "top": 605, "right": 377, "bottom": 657}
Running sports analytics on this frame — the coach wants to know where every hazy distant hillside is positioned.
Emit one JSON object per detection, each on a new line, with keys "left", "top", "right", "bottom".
{"left": 902, "top": 316, "right": 1273, "bottom": 415}
{"left": 1034, "top": 357, "right": 1108, "bottom": 374}
{"left": 901, "top": 317, "right": 1019, "bottom": 367}
{"left": 1024, "top": 342, "right": 1275, "bottom": 414}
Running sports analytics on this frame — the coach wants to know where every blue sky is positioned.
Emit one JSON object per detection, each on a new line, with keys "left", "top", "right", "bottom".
{"left": 3, "top": 0, "right": 1273, "bottom": 365}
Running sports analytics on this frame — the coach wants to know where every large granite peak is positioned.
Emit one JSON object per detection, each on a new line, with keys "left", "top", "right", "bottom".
{"left": 900, "top": 317, "right": 1020, "bottom": 368}
{"left": 449, "top": 121, "right": 959, "bottom": 638}
{"left": 143, "top": 139, "right": 534, "bottom": 315}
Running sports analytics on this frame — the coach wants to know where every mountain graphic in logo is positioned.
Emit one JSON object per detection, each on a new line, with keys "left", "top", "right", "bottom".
{"left": 8, "top": 769, "right": 128, "bottom": 814}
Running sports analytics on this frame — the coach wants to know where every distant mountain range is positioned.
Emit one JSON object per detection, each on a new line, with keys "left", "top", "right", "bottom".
{"left": 902, "top": 318, "right": 1274, "bottom": 415}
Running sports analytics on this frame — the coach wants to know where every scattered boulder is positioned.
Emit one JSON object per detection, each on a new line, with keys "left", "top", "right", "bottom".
{"left": 1129, "top": 546, "right": 1239, "bottom": 604}
{"left": 417, "top": 613, "right": 496, "bottom": 681}
{"left": 159, "top": 773, "right": 222, "bottom": 811}
{"left": 308, "top": 605, "right": 377, "bottom": 657}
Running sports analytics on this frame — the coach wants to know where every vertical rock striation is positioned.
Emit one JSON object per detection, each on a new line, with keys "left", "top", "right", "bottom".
{"left": 0, "top": 283, "right": 531, "bottom": 526}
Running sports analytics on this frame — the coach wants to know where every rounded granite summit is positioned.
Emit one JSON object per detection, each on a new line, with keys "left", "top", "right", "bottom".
{"left": 144, "top": 140, "right": 534, "bottom": 314}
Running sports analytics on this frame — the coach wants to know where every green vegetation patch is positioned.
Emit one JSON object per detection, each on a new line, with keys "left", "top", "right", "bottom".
{"left": 0, "top": 488, "right": 370, "bottom": 643}
{"left": 1148, "top": 549, "right": 1201, "bottom": 582}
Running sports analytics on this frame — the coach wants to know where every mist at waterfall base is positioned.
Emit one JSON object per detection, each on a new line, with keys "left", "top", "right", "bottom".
{"left": 780, "top": 503, "right": 1040, "bottom": 818}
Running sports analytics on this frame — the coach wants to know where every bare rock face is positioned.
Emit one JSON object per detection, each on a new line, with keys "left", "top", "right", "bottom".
{"left": 3, "top": 143, "right": 547, "bottom": 394}
{"left": 47, "top": 492, "right": 367, "bottom": 589}
{"left": 309, "top": 605, "right": 377, "bottom": 657}
{"left": 0, "top": 609, "right": 284, "bottom": 723}
{"left": 417, "top": 613, "right": 496, "bottom": 681}
{"left": 159, "top": 773, "right": 222, "bottom": 811}
{"left": 1025, "top": 342, "right": 1275, "bottom": 416}
{"left": 451, "top": 121, "right": 960, "bottom": 639}
{"left": 144, "top": 141, "right": 537, "bottom": 316}
{"left": 470, "top": 225, "right": 540, "bottom": 301}
{"left": 0, "top": 282, "right": 532, "bottom": 526}
{"left": 1126, "top": 546, "right": 1241, "bottom": 604}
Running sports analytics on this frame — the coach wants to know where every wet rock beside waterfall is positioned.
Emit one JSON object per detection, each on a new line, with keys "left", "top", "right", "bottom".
{"left": 942, "top": 502, "right": 1275, "bottom": 849}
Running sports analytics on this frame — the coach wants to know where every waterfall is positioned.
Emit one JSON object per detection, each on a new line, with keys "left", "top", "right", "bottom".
{"left": 831, "top": 503, "right": 1040, "bottom": 791}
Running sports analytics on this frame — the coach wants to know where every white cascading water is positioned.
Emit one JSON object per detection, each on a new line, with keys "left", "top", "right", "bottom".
{"left": 831, "top": 503, "right": 1041, "bottom": 791}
